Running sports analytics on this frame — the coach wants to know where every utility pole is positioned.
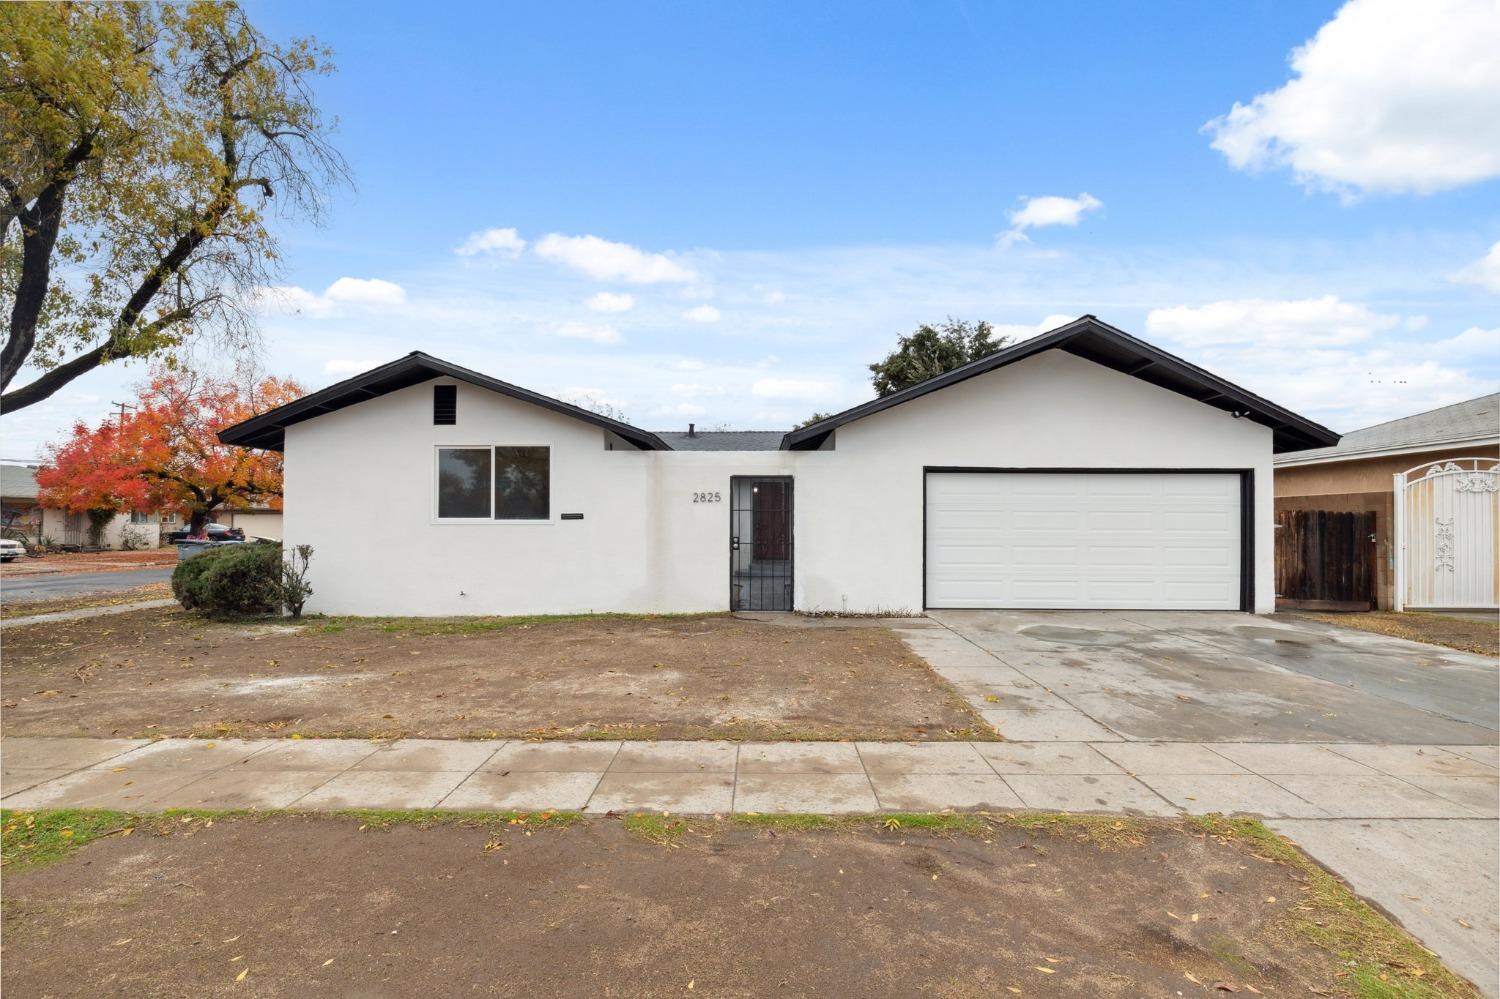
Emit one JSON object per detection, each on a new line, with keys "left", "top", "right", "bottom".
{"left": 111, "top": 401, "right": 137, "bottom": 426}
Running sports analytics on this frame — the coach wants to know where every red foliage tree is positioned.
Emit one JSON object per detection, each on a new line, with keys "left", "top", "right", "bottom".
{"left": 37, "top": 369, "right": 303, "bottom": 535}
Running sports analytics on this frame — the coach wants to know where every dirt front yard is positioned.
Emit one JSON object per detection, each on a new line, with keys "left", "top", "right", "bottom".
{"left": 0, "top": 607, "right": 989, "bottom": 741}
{"left": 0, "top": 811, "right": 1469, "bottom": 998}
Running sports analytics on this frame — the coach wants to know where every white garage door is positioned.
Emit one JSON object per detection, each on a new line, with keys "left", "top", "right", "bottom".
{"left": 925, "top": 471, "right": 1242, "bottom": 609}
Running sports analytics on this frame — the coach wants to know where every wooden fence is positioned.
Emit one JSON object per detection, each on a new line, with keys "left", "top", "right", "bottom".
{"left": 1275, "top": 510, "right": 1376, "bottom": 610}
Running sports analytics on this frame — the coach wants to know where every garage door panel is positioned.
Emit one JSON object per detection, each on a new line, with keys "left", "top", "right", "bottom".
{"left": 926, "top": 471, "right": 1242, "bottom": 610}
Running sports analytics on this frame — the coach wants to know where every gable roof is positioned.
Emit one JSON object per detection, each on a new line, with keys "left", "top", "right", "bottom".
{"left": 780, "top": 315, "right": 1340, "bottom": 454}
{"left": 654, "top": 430, "right": 786, "bottom": 451}
{"left": 218, "top": 352, "right": 671, "bottom": 451}
{"left": 1274, "top": 392, "right": 1499, "bottom": 467}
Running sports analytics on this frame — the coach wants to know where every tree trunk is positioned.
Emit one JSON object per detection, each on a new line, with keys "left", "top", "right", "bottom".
{"left": 189, "top": 508, "right": 210, "bottom": 534}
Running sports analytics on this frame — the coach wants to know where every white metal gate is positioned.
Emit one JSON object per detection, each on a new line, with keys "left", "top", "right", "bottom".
{"left": 1393, "top": 458, "right": 1499, "bottom": 610}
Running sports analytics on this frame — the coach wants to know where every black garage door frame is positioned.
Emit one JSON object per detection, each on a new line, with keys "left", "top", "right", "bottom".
{"left": 921, "top": 466, "right": 1256, "bottom": 613}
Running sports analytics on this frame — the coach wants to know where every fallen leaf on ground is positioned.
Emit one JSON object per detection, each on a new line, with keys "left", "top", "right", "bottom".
{"left": 1033, "top": 967, "right": 1056, "bottom": 975}
{"left": 235, "top": 968, "right": 248, "bottom": 982}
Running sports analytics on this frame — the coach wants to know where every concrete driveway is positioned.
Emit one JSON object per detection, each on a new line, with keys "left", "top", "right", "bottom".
{"left": 926, "top": 609, "right": 1499, "bottom": 995}
{"left": 929, "top": 609, "right": 1497, "bottom": 745}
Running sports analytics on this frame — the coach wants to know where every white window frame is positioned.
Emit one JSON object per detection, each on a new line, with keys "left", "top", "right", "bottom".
{"left": 432, "top": 444, "right": 553, "bottom": 525}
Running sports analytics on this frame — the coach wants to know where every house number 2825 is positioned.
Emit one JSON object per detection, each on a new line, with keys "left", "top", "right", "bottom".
{"left": 693, "top": 491, "right": 721, "bottom": 503}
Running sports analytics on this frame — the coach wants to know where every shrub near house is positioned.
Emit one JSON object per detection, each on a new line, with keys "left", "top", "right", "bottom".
{"left": 172, "top": 543, "right": 313, "bottom": 618}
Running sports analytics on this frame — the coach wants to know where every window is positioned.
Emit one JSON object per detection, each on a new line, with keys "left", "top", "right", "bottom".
{"left": 161, "top": 512, "right": 179, "bottom": 525}
{"left": 129, "top": 511, "right": 153, "bottom": 524}
{"left": 495, "top": 446, "right": 549, "bottom": 519}
{"left": 437, "top": 446, "right": 550, "bottom": 520}
{"left": 434, "top": 384, "right": 457, "bottom": 425}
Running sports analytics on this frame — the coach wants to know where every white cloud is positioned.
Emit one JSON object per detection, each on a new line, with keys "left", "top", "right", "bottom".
{"left": 534, "top": 233, "right": 696, "bottom": 284}
{"left": 254, "top": 285, "right": 336, "bottom": 318}
{"left": 683, "top": 305, "right": 721, "bottom": 323}
{"left": 672, "top": 359, "right": 706, "bottom": 371}
{"left": 763, "top": 289, "right": 786, "bottom": 305}
{"left": 991, "top": 314, "right": 1078, "bottom": 340}
{"left": 655, "top": 402, "right": 707, "bottom": 418}
{"left": 752, "top": 377, "right": 837, "bottom": 401}
{"left": 585, "top": 291, "right": 636, "bottom": 313}
{"left": 1204, "top": 0, "right": 1500, "bottom": 197}
{"left": 253, "top": 278, "right": 406, "bottom": 317}
{"left": 552, "top": 322, "right": 622, "bottom": 345}
{"left": 1453, "top": 241, "right": 1500, "bottom": 293}
{"left": 324, "top": 277, "right": 407, "bottom": 306}
{"left": 1145, "top": 295, "right": 1401, "bottom": 348}
{"left": 455, "top": 227, "right": 527, "bottom": 258}
{"left": 670, "top": 383, "right": 725, "bottom": 398}
{"left": 1434, "top": 325, "right": 1500, "bottom": 356}
{"left": 323, "top": 358, "right": 381, "bottom": 375}
{"left": 999, "top": 194, "right": 1102, "bottom": 245}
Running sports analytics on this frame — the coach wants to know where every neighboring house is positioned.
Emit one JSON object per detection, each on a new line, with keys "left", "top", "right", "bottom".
{"left": 1275, "top": 394, "right": 1500, "bottom": 611}
{"left": 0, "top": 461, "right": 165, "bottom": 550}
{"left": 219, "top": 316, "right": 1338, "bottom": 617}
{"left": 217, "top": 506, "right": 283, "bottom": 540}
{"left": 1, "top": 463, "right": 46, "bottom": 537}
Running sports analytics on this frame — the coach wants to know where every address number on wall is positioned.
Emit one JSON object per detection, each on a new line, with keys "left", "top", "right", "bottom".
{"left": 692, "top": 491, "right": 722, "bottom": 503}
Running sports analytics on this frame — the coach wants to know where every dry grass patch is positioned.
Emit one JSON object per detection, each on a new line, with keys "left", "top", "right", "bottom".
{"left": 1293, "top": 610, "right": 1498, "bottom": 657}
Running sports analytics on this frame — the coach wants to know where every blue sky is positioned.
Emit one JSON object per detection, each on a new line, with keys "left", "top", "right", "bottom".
{"left": 4, "top": 0, "right": 1498, "bottom": 458}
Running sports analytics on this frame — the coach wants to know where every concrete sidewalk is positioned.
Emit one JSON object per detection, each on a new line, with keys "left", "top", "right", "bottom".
{"left": 3, "top": 736, "right": 1496, "bottom": 993}
{"left": 4, "top": 735, "right": 1493, "bottom": 818}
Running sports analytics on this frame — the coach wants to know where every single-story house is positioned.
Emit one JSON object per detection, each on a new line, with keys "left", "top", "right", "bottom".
{"left": 0, "top": 462, "right": 166, "bottom": 550}
{"left": 219, "top": 316, "right": 1339, "bottom": 617}
{"left": 1275, "top": 394, "right": 1499, "bottom": 611}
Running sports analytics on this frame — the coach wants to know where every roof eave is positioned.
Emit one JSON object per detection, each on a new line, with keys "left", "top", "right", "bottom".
{"left": 1274, "top": 434, "right": 1500, "bottom": 467}
{"left": 218, "top": 352, "right": 671, "bottom": 452}
{"left": 779, "top": 316, "right": 1340, "bottom": 454}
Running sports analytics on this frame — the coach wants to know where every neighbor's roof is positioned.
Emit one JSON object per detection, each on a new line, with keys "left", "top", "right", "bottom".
{"left": 781, "top": 315, "right": 1341, "bottom": 454}
{"left": 0, "top": 463, "right": 38, "bottom": 500}
{"left": 654, "top": 431, "right": 786, "bottom": 451}
{"left": 1274, "top": 393, "right": 1499, "bottom": 467}
{"left": 218, "top": 352, "right": 671, "bottom": 452}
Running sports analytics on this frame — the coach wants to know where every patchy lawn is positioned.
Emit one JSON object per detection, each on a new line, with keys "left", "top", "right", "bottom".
{"left": 1293, "top": 610, "right": 1498, "bottom": 657}
{"left": 0, "top": 582, "right": 171, "bottom": 620}
{"left": 0, "top": 810, "right": 1473, "bottom": 998}
{"left": 0, "top": 606, "right": 990, "bottom": 741}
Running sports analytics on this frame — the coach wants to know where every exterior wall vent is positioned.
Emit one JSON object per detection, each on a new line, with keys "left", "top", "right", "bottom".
{"left": 433, "top": 384, "right": 457, "bottom": 425}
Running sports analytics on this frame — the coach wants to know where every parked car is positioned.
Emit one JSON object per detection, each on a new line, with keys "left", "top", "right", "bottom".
{"left": 166, "top": 523, "right": 246, "bottom": 544}
{"left": 0, "top": 537, "right": 24, "bottom": 562}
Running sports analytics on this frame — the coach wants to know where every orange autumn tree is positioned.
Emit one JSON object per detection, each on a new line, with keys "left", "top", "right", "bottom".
{"left": 35, "top": 418, "right": 150, "bottom": 545}
{"left": 38, "top": 370, "right": 303, "bottom": 536}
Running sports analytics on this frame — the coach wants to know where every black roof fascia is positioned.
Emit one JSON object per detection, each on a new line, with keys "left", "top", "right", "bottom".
{"left": 778, "top": 316, "right": 1341, "bottom": 454}
{"left": 218, "top": 352, "right": 671, "bottom": 452}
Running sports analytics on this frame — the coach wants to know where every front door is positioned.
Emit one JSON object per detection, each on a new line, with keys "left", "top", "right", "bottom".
{"left": 731, "top": 476, "right": 793, "bottom": 611}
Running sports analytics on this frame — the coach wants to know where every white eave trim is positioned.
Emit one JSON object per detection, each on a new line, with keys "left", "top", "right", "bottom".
{"left": 1274, "top": 434, "right": 1500, "bottom": 468}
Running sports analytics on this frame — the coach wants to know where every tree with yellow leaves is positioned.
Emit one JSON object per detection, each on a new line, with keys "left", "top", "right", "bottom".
{"left": 1, "top": 2, "right": 347, "bottom": 410}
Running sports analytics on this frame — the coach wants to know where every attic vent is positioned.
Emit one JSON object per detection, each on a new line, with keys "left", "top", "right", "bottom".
{"left": 433, "top": 385, "right": 457, "bottom": 425}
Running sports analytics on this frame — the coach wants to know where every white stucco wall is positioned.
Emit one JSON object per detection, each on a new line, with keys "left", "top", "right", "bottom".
{"left": 285, "top": 350, "right": 1275, "bottom": 616}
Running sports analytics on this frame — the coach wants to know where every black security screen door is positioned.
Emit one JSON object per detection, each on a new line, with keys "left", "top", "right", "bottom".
{"left": 730, "top": 476, "right": 793, "bottom": 611}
